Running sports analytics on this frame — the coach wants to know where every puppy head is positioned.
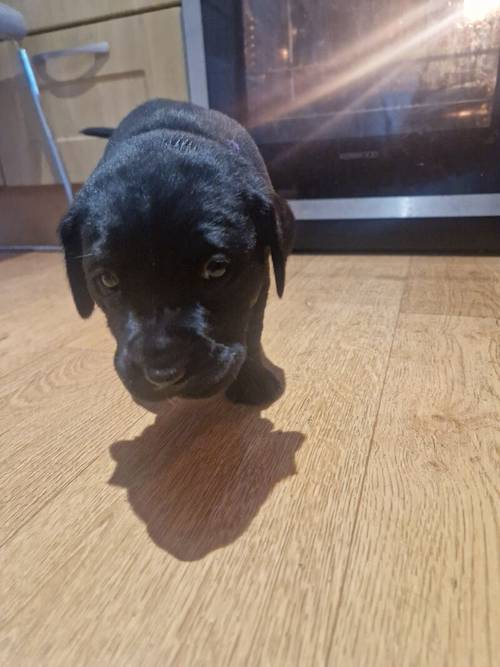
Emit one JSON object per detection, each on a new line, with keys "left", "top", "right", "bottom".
{"left": 59, "top": 132, "right": 293, "bottom": 402}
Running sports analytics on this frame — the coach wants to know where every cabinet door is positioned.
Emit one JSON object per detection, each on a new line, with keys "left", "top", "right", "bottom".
{"left": 0, "top": 8, "right": 187, "bottom": 186}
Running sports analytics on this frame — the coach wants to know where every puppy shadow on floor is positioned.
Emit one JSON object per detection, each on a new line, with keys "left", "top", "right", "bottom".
{"left": 108, "top": 374, "right": 305, "bottom": 561}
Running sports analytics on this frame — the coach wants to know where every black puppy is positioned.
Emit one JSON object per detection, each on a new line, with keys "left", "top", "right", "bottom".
{"left": 59, "top": 99, "right": 295, "bottom": 405}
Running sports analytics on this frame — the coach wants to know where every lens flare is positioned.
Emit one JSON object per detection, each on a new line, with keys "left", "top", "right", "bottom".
{"left": 463, "top": 0, "right": 500, "bottom": 22}
{"left": 252, "top": 7, "right": 459, "bottom": 128}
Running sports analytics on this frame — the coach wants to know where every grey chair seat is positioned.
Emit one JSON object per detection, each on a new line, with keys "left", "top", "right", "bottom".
{"left": 0, "top": 3, "right": 27, "bottom": 41}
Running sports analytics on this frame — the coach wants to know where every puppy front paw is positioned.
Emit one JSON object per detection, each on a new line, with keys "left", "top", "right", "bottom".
{"left": 226, "top": 358, "right": 284, "bottom": 406}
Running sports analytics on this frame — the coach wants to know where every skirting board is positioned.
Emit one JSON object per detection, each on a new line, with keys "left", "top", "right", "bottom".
{"left": 0, "top": 185, "right": 77, "bottom": 247}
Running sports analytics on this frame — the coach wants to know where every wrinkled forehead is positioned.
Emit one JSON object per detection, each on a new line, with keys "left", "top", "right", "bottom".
{"left": 84, "top": 187, "right": 256, "bottom": 267}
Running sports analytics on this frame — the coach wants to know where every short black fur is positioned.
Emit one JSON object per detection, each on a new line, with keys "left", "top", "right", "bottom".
{"left": 60, "top": 99, "right": 295, "bottom": 405}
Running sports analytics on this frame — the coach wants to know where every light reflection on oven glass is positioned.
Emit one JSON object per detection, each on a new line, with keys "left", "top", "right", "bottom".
{"left": 243, "top": 0, "right": 500, "bottom": 140}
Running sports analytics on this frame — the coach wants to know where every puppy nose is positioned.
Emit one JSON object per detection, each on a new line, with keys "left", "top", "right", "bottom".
{"left": 144, "top": 366, "right": 185, "bottom": 389}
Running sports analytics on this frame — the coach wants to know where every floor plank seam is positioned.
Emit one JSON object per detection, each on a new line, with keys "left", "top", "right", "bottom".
{"left": 0, "top": 451, "right": 104, "bottom": 552}
{"left": 400, "top": 310, "right": 500, "bottom": 322}
{"left": 0, "top": 413, "right": 146, "bottom": 552}
{"left": 325, "top": 279, "right": 406, "bottom": 662}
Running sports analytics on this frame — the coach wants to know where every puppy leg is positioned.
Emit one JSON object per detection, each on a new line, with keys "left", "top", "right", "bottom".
{"left": 226, "top": 278, "right": 284, "bottom": 406}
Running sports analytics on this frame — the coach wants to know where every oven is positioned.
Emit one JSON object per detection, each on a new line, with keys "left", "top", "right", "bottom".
{"left": 182, "top": 0, "right": 500, "bottom": 250}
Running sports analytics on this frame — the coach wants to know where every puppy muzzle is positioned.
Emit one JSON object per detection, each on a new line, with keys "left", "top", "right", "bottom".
{"left": 115, "top": 338, "right": 246, "bottom": 404}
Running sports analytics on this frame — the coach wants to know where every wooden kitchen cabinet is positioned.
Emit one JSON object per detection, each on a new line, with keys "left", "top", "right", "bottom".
{"left": 0, "top": 7, "right": 188, "bottom": 186}
{"left": 6, "top": 1, "right": 179, "bottom": 33}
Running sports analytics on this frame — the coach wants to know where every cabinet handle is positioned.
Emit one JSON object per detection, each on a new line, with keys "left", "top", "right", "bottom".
{"left": 32, "top": 42, "right": 110, "bottom": 63}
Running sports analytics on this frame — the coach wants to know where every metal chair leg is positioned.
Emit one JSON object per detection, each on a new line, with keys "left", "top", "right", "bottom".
{"left": 16, "top": 44, "right": 73, "bottom": 204}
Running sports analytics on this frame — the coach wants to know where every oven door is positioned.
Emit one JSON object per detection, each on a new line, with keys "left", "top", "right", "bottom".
{"left": 183, "top": 0, "right": 500, "bottom": 232}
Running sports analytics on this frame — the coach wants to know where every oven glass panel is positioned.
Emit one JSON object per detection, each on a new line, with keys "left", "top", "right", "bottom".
{"left": 201, "top": 1, "right": 500, "bottom": 198}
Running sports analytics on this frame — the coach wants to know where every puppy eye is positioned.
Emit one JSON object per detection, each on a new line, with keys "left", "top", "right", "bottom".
{"left": 98, "top": 270, "right": 120, "bottom": 290}
{"left": 202, "top": 255, "right": 229, "bottom": 280}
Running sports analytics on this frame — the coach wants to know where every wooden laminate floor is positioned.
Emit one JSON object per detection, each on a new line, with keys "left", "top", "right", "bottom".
{"left": 0, "top": 252, "right": 498, "bottom": 666}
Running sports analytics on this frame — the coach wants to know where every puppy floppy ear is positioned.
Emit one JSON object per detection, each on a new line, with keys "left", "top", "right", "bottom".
{"left": 58, "top": 206, "right": 94, "bottom": 318}
{"left": 253, "top": 191, "right": 296, "bottom": 298}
